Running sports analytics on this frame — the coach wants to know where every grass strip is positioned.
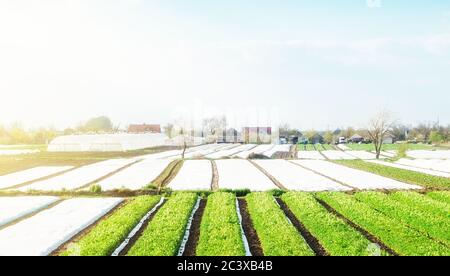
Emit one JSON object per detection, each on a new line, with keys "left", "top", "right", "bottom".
{"left": 60, "top": 195, "right": 161, "bottom": 256}
{"left": 281, "top": 192, "right": 380, "bottom": 256}
{"left": 355, "top": 192, "right": 450, "bottom": 247}
{"left": 245, "top": 192, "right": 314, "bottom": 256}
{"left": 196, "top": 192, "right": 245, "bottom": 256}
{"left": 335, "top": 159, "right": 450, "bottom": 189}
{"left": 127, "top": 193, "right": 198, "bottom": 256}
{"left": 316, "top": 192, "right": 450, "bottom": 256}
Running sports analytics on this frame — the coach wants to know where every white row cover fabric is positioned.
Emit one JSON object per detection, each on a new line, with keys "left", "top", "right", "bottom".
{"left": 297, "top": 151, "right": 326, "bottom": 160}
{"left": 344, "top": 151, "right": 378, "bottom": 160}
{"left": 17, "top": 159, "right": 135, "bottom": 191}
{"left": 233, "top": 144, "right": 275, "bottom": 159}
{"left": 216, "top": 159, "right": 277, "bottom": 191}
{"left": 262, "top": 145, "right": 291, "bottom": 158}
{"left": 253, "top": 160, "right": 351, "bottom": 192}
{"left": 321, "top": 150, "right": 357, "bottom": 160}
{"left": 0, "top": 198, "right": 123, "bottom": 256}
{"left": 205, "top": 144, "right": 255, "bottom": 159}
{"left": 292, "top": 160, "right": 422, "bottom": 190}
{"left": 0, "top": 166, "right": 73, "bottom": 189}
{"left": 367, "top": 160, "right": 450, "bottom": 178}
{"left": 48, "top": 133, "right": 169, "bottom": 152}
{"left": 396, "top": 158, "right": 450, "bottom": 173}
{"left": 406, "top": 150, "right": 450, "bottom": 159}
{"left": 97, "top": 159, "right": 172, "bottom": 191}
{"left": 168, "top": 160, "right": 213, "bottom": 190}
{"left": 336, "top": 144, "right": 351, "bottom": 151}
{"left": 0, "top": 196, "right": 60, "bottom": 227}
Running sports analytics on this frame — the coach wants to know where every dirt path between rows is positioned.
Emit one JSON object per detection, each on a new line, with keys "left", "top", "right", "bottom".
{"left": 276, "top": 198, "right": 328, "bottom": 256}
{"left": 315, "top": 198, "right": 398, "bottom": 256}
{"left": 182, "top": 199, "right": 207, "bottom": 256}
{"left": 237, "top": 198, "right": 264, "bottom": 256}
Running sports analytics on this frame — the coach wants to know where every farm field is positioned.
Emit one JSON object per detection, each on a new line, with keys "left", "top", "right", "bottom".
{"left": 0, "top": 166, "right": 74, "bottom": 190}
{"left": 345, "top": 143, "right": 433, "bottom": 151}
{"left": 168, "top": 160, "right": 213, "bottom": 191}
{"left": 0, "top": 190, "right": 448, "bottom": 256}
{"left": 367, "top": 160, "right": 450, "bottom": 178}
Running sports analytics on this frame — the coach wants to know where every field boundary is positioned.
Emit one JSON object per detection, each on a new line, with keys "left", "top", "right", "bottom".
{"left": 235, "top": 198, "right": 252, "bottom": 256}
{"left": 237, "top": 198, "right": 264, "bottom": 256}
{"left": 181, "top": 198, "right": 206, "bottom": 256}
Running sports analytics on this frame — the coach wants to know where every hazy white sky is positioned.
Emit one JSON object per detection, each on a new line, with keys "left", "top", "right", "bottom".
{"left": 0, "top": 0, "right": 449, "bottom": 130}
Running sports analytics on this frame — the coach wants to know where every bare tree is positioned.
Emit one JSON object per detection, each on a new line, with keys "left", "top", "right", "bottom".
{"left": 367, "top": 111, "right": 394, "bottom": 159}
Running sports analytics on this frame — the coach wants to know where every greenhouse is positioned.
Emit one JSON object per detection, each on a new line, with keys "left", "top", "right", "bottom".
{"left": 47, "top": 133, "right": 169, "bottom": 152}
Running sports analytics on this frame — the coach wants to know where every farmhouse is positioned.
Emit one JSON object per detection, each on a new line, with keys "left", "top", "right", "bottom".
{"left": 349, "top": 134, "right": 365, "bottom": 143}
{"left": 128, "top": 124, "right": 161, "bottom": 134}
{"left": 242, "top": 127, "right": 272, "bottom": 144}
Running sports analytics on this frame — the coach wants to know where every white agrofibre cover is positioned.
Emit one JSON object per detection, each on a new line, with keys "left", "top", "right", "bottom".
{"left": 345, "top": 151, "right": 378, "bottom": 160}
{"left": 183, "top": 144, "right": 225, "bottom": 158}
{"left": 0, "top": 166, "right": 73, "bottom": 189}
{"left": 297, "top": 151, "right": 326, "bottom": 160}
{"left": 0, "top": 198, "right": 123, "bottom": 256}
{"left": 337, "top": 144, "right": 350, "bottom": 151}
{"left": 97, "top": 159, "right": 172, "bottom": 191}
{"left": 233, "top": 144, "right": 274, "bottom": 159}
{"left": 206, "top": 144, "right": 255, "bottom": 159}
{"left": 18, "top": 159, "right": 135, "bottom": 191}
{"left": 168, "top": 160, "right": 212, "bottom": 191}
{"left": 262, "top": 145, "right": 291, "bottom": 158}
{"left": 48, "top": 133, "right": 169, "bottom": 152}
{"left": 396, "top": 158, "right": 450, "bottom": 173}
{"left": 407, "top": 150, "right": 450, "bottom": 159}
{"left": 292, "top": 160, "right": 422, "bottom": 190}
{"left": 321, "top": 150, "right": 357, "bottom": 160}
{"left": 0, "top": 196, "right": 59, "bottom": 227}
{"left": 216, "top": 159, "right": 277, "bottom": 191}
{"left": 367, "top": 160, "right": 450, "bottom": 178}
{"left": 253, "top": 160, "right": 351, "bottom": 191}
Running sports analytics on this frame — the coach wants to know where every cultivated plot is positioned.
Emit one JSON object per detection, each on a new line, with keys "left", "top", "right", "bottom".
{"left": 17, "top": 159, "right": 136, "bottom": 191}
{"left": 292, "top": 160, "right": 422, "bottom": 190}
{"left": 0, "top": 196, "right": 59, "bottom": 227}
{"left": 234, "top": 144, "right": 275, "bottom": 159}
{"left": 397, "top": 159, "right": 450, "bottom": 173}
{"left": 321, "top": 151, "right": 356, "bottom": 160}
{"left": 206, "top": 144, "right": 256, "bottom": 159}
{"left": 0, "top": 198, "right": 123, "bottom": 256}
{"left": 253, "top": 160, "right": 350, "bottom": 191}
{"left": 407, "top": 150, "right": 450, "bottom": 159}
{"left": 345, "top": 151, "right": 378, "bottom": 160}
{"left": 297, "top": 151, "right": 325, "bottom": 160}
{"left": 262, "top": 145, "right": 291, "bottom": 158}
{"left": 0, "top": 166, "right": 73, "bottom": 189}
{"left": 168, "top": 160, "right": 213, "bottom": 191}
{"left": 367, "top": 160, "right": 450, "bottom": 178}
{"left": 97, "top": 159, "right": 172, "bottom": 191}
{"left": 216, "top": 160, "right": 277, "bottom": 191}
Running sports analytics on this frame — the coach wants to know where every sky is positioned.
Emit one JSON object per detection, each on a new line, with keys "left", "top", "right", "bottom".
{"left": 0, "top": 0, "right": 449, "bottom": 131}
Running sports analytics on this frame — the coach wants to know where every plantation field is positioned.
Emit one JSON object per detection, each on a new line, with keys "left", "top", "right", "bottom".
{"left": 0, "top": 190, "right": 448, "bottom": 256}
{"left": 346, "top": 143, "right": 432, "bottom": 151}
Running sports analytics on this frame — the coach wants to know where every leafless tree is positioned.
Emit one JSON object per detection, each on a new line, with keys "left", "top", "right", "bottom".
{"left": 367, "top": 111, "right": 395, "bottom": 159}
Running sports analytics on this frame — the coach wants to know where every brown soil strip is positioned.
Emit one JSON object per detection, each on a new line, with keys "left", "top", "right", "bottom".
{"left": 51, "top": 199, "right": 128, "bottom": 256}
{"left": 315, "top": 198, "right": 399, "bottom": 256}
{"left": 2, "top": 166, "right": 82, "bottom": 191}
{"left": 118, "top": 199, "right": 167, "bottom": 256}
{"left": 276, "top": 198, "right": 329, "bottom": 256}
{"left": 289, "top": 144, "right": 297, "bottom": 159}
{"left": 248, "top": 160, "right": 287, "bottom": 190}
{"left": 154, "top": 160, "right": 184, "bottom": 191}
{"left": 76, "top": 160, "right": 142, "bottom": 191}
{"left": 288, "top": 160, "right": 356, "bottom": 191}
{"left": 237, "top": 198, "right": 264, "bottom": 256}
{"left": 211, "top": 160, "right": 219, "bottom": 191}
{"left": 182, "top": 199, "right": 207, "bottom": 256}
{"left": 0, "top": 199, "right": 65, "bottom": 231}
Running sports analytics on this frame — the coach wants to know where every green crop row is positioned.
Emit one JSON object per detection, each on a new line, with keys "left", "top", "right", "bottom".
{"left": 335, "top": 160, "right": 450, "bottom": 189}
{"left": 316, "top": 192, "right": 450, "bottom": 256}
{"left": 127, "top": 193, "right": 198, "bottom": 256}
{"left": 355, "top": 192, "right": 450, "bottom": 247}
{"left": 281, "top": 192, "right": 380, "bottom": 256}
{"left": 196, "top": 192, "right": 245, "bottom": 256}
{"left": 60, "top": 195, "right": 162, "bottom": 256}
{"left": 245, "top": 192, "right": 314, "bottom": 256}
{"left": 389, "top": 191, "right": 449, "bottom": 220}
{"left": 427, "top": 191, "right": 450, "bottom": 205}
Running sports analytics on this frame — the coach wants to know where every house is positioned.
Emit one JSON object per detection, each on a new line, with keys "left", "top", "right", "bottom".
{"left": 242, "top": 127, "right": 272, "bottom": 144}
{"left": 217, "top": 128, "right": 240, "bottom": 143}
{"left": 349, "top": 134, "right": 364, "bottom": 143}
{"left": 310, "top": 133, "right": 324, "bottom": 144}
{"left": 128, "top": 124, "right": 161, "bottom": 134}
{"left": 383, "top": 133, "right": 395, "bottom": 144}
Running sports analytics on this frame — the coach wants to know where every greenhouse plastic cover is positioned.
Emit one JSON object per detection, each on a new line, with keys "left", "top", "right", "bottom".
{"left": 47, "top": 133, "right": 169, "bottom": 152}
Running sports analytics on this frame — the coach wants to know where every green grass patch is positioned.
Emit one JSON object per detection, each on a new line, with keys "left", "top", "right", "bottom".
{"left": 245, "top": 192, "right": 314, "bottom": 256}
{"left": 127, "top": 193, "right": 198, "bottom": 256}
{"left": 355, "top": 192, "right": 450, "bottom": 247}
{"left": 335, "top": 159, "right": 450, "bottom": 189}
{"left": 60, "top": 195, "right": 161, "bottom": 256}
{"left": 281, "top": 192, "right": 380, "bottom": 256}
{"left": 427, "top": 191, "right": 450, "bottom": 205}
{"left": 196, "top": 193, "right": 245, "bottom": 256}
{"left": 346, "top": 143, "right": 432, "bottom": 151}
{"left": 317, "top": 192, "right": 450, "bottom": 256}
